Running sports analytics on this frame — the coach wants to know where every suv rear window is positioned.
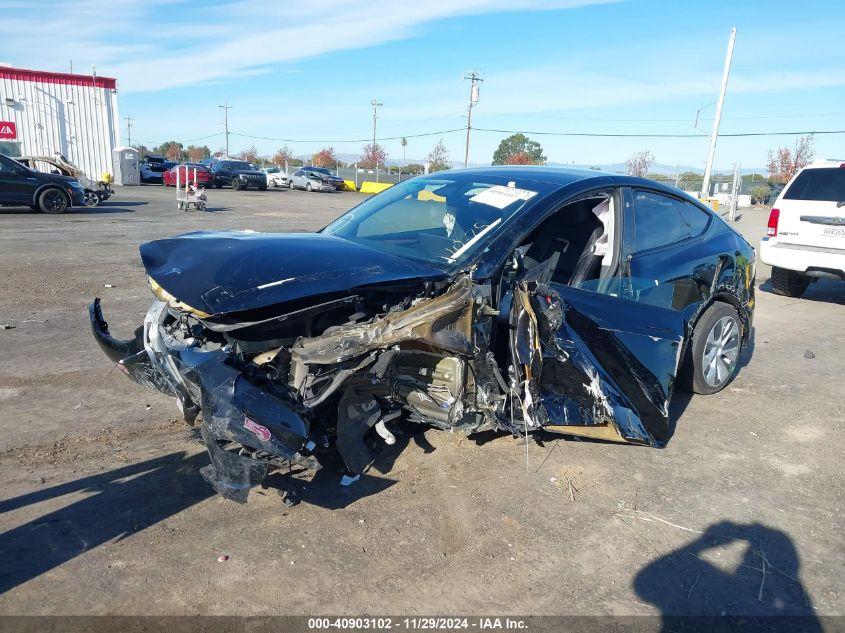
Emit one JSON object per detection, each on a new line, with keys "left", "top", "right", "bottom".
{"left": 783, "top": 168, "right": 845, "bottom": 202}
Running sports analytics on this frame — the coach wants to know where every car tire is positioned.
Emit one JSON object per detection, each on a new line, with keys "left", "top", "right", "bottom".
{"left": 289, "top": 181, "right": 294, "bottom": 190}
{"left": 38, "top": 188, "right": 69, "bottom": 214}
{"left": 259, "top": 184, "right": 267, "bottom": 191}
{"left": 83, "top": 191, "right": 100, "bottom": 207}
{"left": 214, "top": 179, "right": 223, "bottom": 189}
{"left": 232, "top": 179, "right": 242, "bottom": 191}
{"left": 770, "top": 266, "right": 809, "bottom": 298}
{"left": 681, "top": 302, "right": 742, "bottom": 395}
{"left": 305, "top": 182, "right": 312, "bottom": 192}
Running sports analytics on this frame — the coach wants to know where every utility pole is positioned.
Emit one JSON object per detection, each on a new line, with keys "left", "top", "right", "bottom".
{"left": 463, "top": 71, "right": 483, "bottom": 168}
{"left": 700, "top": 27, "right": 736, "bottom": 200}
{"left": 124, "top": 116, "right": 134, "bottom": 147}
{"left": 371, "top": 99, "right": 382, "bottom": 180}
{"left": 218, "top": 102, "right": 232, "bottom": 157}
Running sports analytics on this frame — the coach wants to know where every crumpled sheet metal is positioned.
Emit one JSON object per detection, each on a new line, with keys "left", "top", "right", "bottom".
{"left": 290, "top": 275, "right": 474, "bottom": 367}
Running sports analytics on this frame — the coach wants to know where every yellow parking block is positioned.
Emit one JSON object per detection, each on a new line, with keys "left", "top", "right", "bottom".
{"left": 359, "top": 181, "right": 393, "bottom": 194}
{"left": 343, "top": 180, "right": 358, "bottom": 191}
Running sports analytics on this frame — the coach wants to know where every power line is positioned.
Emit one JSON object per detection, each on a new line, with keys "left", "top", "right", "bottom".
{"left": 229, "top": 127, "right": 466, "bottom": 144}
{"left": 472, "top": 127, "right": 845, "bottom": 138}
{"left": 130, "top": 125, "right": 845, "bottom": 152}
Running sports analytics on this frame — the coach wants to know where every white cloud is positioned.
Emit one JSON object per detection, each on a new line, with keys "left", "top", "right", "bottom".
{"left": 2, "top": 0, "right": 619, "bottom": 92}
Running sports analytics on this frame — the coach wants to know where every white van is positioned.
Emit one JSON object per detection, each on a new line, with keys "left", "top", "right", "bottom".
{"left": 760, "top": 159, "right": 845, "bottom": 296}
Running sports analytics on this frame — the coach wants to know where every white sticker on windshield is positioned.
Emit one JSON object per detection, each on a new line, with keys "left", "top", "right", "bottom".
{"left": 470, "top": 185, "right": 537, "bottom": 209}
{"left": 443, "top": 212, "right": 455, "bottom": 237}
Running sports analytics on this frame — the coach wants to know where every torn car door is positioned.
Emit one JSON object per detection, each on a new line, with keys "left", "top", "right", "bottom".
{"left": 512, "top": 280, "right": 686, "bottom": 446}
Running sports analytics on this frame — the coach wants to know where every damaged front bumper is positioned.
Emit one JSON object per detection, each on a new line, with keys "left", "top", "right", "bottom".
{"left": 90, "top": 298, "right": 320, "bottom": 503}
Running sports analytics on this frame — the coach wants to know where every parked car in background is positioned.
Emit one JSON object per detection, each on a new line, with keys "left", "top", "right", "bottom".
{"left": 262, "top": 166, "right": 290, "bottom": 188}
{"left": 1, "top": 152, "right": 86, "bottom": 213}
{"left": 760, "top": 159, "right": 845, "bottom": 296}
{"left": 290, "top": 166, "right": 343, "bottom": 192}
{"left": 163, "top": 163, "right": 214, "bottom": 187}
{"left": 91, "top": 167, "right": 754, "bottom": 503}
{"left": 210, "top": 159, "right": 268, "bottom": 190}
{"left": 16, "top": 153, "right": 114, "bottom": 207}
{"left": 140, "top": 154, "right": 168, "bottom": 183}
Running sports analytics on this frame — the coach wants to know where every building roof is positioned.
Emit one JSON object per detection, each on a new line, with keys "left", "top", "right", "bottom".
{"left": 0, "top": 66, "right": 117, "bottom": 90}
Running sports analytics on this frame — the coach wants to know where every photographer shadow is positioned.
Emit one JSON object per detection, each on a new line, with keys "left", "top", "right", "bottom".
{"left": 633, "top": 521, "right": 821, "bottom": 631}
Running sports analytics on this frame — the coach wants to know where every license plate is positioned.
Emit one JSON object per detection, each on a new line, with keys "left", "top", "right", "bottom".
{"left": 822, "top": 226, "right": 845, "bottom": 237}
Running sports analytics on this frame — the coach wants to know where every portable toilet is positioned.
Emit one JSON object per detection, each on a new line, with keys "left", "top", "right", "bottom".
{"left": 112, "top": 146, "right": 140, "bottom": 186}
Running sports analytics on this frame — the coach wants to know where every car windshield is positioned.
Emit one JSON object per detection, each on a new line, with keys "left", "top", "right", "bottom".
{"left": 221, "top": 161, "right": 253, "bottom": 170}
{"left": 784, "top": 167, "right": 845, "bottom": 202}
{"left": 321, "top": 173, "right": 556, "bottom": 266}
{"left": 308, "top": 167, "right": 332, "bottom": 175}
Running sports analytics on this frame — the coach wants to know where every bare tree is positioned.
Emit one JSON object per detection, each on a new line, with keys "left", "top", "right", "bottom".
{"left": 427, "top": 139, "right": 451, "bottom": 172}
{"left": 238, "top": 146, "right": 259, "bottom": 164}
{"left": 767, "top": 135, "right": 815, "bottom": 184}
{"left": 626, "top": 151, "right": 655, "bottom": 177}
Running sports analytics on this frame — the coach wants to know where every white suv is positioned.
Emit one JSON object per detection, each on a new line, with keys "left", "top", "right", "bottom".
{"left": 760, "top": 159, "right": 845, "bottom": 297}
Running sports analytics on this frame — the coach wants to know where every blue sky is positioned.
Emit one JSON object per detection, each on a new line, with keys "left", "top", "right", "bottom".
{"left": 3, "top": 0, "right": 844, "bottom": 170}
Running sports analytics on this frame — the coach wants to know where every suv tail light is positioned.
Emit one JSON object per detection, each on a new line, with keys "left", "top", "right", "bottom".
{"left": 767, "top": 208, "right": 780, "bottom": 237}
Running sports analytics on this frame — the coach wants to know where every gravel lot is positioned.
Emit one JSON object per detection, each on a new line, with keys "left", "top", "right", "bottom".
{"left": 0, "top": 184, "right": 842, "bottom": 619}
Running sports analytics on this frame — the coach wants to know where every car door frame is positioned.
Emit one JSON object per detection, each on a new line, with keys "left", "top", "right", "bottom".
{"left": 502, "top": 185, "right": 689, "bottom": 446}
{"left": 0, "top": 155, "right": 36, "bottom": 204}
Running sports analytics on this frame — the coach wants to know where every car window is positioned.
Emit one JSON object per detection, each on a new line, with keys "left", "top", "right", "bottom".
{"left": 0, "top": 155, "right": 18, "bottom": 173}
{"left": 632, "top": 190, "right": 693, "bottom": 252}
{"left": 323, "top": 175, "right": 552, "bottom": 266}
{"left": 294, "top": 170, "right": 302, "bottom": 177}
{"left": 680, "top": 201, "right": 711, "bottom": 237}
{"left": 783, "top": 168, "right": 845, "bottom": 202}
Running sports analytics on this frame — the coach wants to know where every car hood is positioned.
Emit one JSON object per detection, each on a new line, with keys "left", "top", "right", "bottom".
{"left": 140, "top": 231, "right": 446, "bottom": 316}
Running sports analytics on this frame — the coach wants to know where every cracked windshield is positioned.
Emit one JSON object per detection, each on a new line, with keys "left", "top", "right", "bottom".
{"left": 322, "top": 174, "right": 554, "bottom": 265}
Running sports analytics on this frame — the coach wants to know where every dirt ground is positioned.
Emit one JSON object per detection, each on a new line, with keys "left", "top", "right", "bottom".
{"left": 0, "top": 184, "right": 842, "bottom": 619}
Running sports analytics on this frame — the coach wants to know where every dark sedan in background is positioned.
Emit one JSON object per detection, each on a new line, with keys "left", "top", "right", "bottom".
{"left": 90, "top": 167, "right": 754, "bottom": 502}
{"left": 210, "top": 159, "right": 268, "bottom": 190}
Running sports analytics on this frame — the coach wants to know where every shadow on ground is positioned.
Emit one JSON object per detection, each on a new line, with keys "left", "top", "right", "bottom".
{"left": 0, "top": 451, "right": 213, "bottom": 594}
{"left": 758, "top": 278, "right": 844, "bottom": 305}
{"left": 634, "top": 521, "right": 821, "bottom": 631}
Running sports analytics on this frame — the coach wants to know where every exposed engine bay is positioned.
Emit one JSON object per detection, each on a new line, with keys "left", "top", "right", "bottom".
{"left": 91, "top": 257, "right": 523, "bottom": 502}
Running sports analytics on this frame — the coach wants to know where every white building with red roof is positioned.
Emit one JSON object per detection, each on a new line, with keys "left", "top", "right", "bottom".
{"left": 0, "top": 65, "right": 120, "bottom": 180}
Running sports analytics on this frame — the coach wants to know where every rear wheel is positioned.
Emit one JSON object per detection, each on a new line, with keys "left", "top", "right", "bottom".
{"left": 682, "top": 302, "right": 742, "bottom": 395}
{"left": 770, "top": 266, "right": 809, "bottom": 297}
{"left": 38, "top": 188, "right": 69, "bottom": 214}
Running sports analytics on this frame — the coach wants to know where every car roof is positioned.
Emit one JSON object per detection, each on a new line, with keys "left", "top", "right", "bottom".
{"left": 431, "top": 165, "right": 703, "bottom": 201}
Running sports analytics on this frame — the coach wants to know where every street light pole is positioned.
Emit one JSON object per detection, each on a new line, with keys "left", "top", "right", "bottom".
{"left": 371, "top": 98, "right": 383, "bottom": 181}
{"left": 218, "top": 102, "right": 232, "bottom": 157}
{"left": 700, "top": 27, "right": 736, "bottom": 200}
{"left": 124, "top": 116, "right": 133, "bottom": 148}
{"left": 463, "top": 71, "right": 483, "bottom": 168}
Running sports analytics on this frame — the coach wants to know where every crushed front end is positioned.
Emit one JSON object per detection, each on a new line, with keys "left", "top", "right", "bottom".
{"left": 89, "top": 256, "right": 507, "bottom": 502}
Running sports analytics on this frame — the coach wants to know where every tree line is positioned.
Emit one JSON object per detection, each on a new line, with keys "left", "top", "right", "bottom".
{"left": 133, "top": 133, "right": 816, "bottom": 198}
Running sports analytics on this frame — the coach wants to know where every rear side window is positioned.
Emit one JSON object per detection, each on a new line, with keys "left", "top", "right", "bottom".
{"left": 632, "top": 191, "right": 693, "bottom": 252}
{"left": 680, "top": 202, "right": 711, "bottom": 237}
{"left": 784, "top": 168, "right": 845, "bottom": 202}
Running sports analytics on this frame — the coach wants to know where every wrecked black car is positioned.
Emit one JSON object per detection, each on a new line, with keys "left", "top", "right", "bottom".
{"left": 90, "top": 167, "right": 755, "bottom": 502}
